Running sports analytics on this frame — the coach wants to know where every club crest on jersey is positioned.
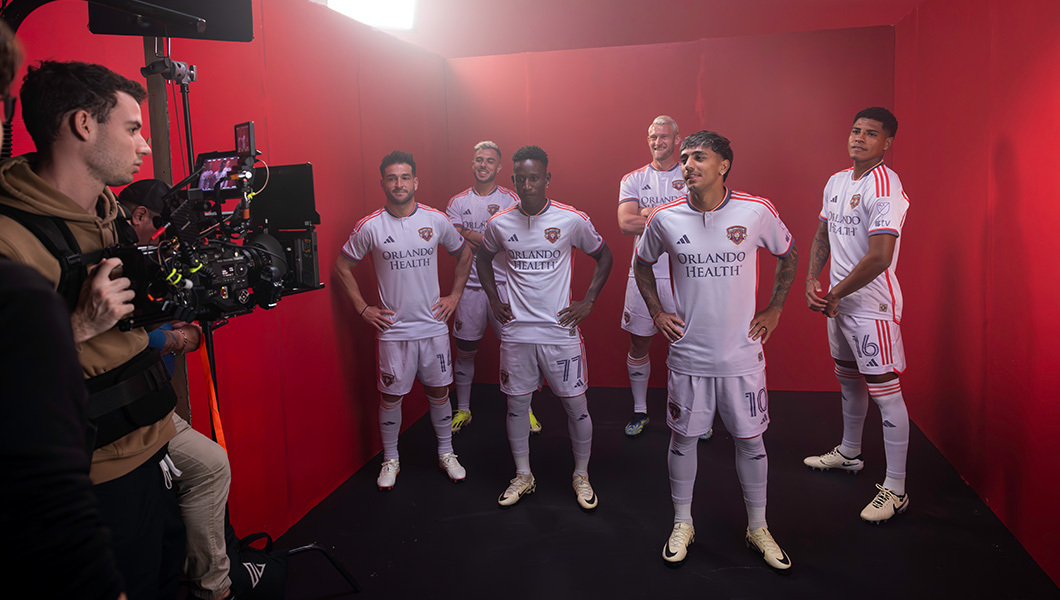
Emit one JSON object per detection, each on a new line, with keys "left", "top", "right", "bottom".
{"left": 500, "top": 370, "right": 510, "bottom": 385}
{"left": 668, "top": 401, "right": 681, "bottom": 421}
{"left": 726, "top": 225, "right": 748, "bottom": 245}
{"left": 454, "top": 319, "right": 463, "bottom": 331}
{"left": 672, "top": 179, "right": 686, "bottom": 191}
{"left": 418, "top": 227, "right": 433, "bottom": 242}
{"left": 381, "top": 373, "right": 395, "bottom": 387}
{"left": 487, "top": 204, "right": 500, "bottom": 215}
{"left": 850, "top": 194, "right": 861, "bottom": 209}
{"left": 544, "top": 227, "right": 561, "bottom": 244}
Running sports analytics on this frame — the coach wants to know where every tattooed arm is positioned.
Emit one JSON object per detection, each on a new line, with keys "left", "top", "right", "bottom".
{"left": 635, "top": 259, "right": 685, "bottom": 343}
{"left": 805, "top": 220, "right": 830, "bottom": 312}
{"left": 749, "top": 244, "right": 799, "bottom": 343}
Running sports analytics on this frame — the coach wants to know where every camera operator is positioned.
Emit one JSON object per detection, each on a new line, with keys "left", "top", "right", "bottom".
{"left": 118, "top": 178, "right": 234, "bottom": 600}
{"left": 0, "top": 61, "right": 184, "bottom": 599}
{"left": 0, "top": 24, "right": 127, "bottom": 600}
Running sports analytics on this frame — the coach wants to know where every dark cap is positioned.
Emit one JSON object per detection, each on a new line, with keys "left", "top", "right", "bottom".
{"left": 118, "top": 179, "right": 170, "bottom": 213}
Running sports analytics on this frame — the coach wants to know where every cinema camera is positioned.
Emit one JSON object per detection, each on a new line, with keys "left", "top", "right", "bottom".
{"left": 115, "top": 121, "right": 322, "bottom": 330}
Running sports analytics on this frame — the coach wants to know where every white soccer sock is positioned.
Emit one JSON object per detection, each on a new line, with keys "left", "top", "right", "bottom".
{"left": 627, "top": 353, "right": 651, "bottom": 414}
{"left": 562, "top": 393, "right": 593, "bottom": 476}
{"left": 378, "top": 397, "right": 402, "bottom": 460}
{"left": 734, "top": 435, "right": 769, "bottom": 531}
{"left": 427, "top": 393, "right": 454, "bottom": 455}
{"left": 868, "top": 378, "right": 909, "bottom": 495}
{"left": 836, "top": 364, "right": 869, "bottom": 457}
{"left": 514, "top": 454, "right": 531, "bottom": 475}
{"left": 506, "top": 393, "right": 533, "bottom": 463}
{"left": 454, "top": 348, "right": 477, "bottom": 413}
{"left": 668, "top": 432, "right": 698, "bottom": 524}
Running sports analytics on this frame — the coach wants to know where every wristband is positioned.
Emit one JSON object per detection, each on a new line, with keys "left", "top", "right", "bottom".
{"left": 360, "top": 305, "right": 369, "bottom": 316}
{"left": 173, "top": 328, "right": 188, "bottom": 356}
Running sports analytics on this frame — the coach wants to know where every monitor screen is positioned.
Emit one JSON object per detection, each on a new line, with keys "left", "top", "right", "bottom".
{"left": 198, "top": 156, "right": 242, "bottom": 191}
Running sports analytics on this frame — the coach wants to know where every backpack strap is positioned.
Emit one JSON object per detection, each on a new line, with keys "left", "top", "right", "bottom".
{"left": 0, "top": 204, "right": 88, "bottom": 311}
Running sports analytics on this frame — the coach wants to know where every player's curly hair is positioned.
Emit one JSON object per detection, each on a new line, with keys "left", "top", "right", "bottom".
{"left": 511, "top": 145, "right": 548, "bottom": 168}
{"left": 854, "top": 107, "right": 898, "bottom": 137}
{"left": 681, "top": 131, "right": 733, "bottom": 181}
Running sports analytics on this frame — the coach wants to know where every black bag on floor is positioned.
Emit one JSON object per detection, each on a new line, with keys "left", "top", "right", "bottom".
{"left": 225, "top": 525, "right": 289, "bottom": 600}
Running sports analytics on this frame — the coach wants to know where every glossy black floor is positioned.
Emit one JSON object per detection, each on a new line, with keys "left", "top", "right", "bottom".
{"left": 276, "top": 385, "right": 1058, "bottom": 600}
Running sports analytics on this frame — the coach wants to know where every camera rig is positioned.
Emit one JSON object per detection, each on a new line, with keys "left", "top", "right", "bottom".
{"left": 117, "top": 125, "right": 322, "bottom": 330}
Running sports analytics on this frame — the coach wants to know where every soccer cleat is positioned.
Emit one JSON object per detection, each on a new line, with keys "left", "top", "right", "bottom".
{"left": 662, "top": 522, "right": 695, "bottom": 563}
{"left": 438, "top": 452, "right": 466, "bottom": 482}
{"left": 803, "top": 445, "right": 864, "bottom": 473}
{"left": 377, "top": 458, "right": 400, "bottom": 491}
{"left": 498, "top": 473, "right": 536, "bottom": 506}
{"left": 451, "top": 410, "right": 473, "bottom": 433}
{"left": 745, "top": 526, "right": 792, "bottom": 570}
{"left": 699, "top": 428, "right": 714, "bottom": 441}
{"left": 860, "top": 484, "right": 909, "bottom": 523}
{"left": 572, "top": 474, "right": 598, "bottom": 510}
{"left": 624, "top": 413, "right": 650, "bottom": 437}
{"left": 529, "top": 410, "right": 543, "bottom": 434}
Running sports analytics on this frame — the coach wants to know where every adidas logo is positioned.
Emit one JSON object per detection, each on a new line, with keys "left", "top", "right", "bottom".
{"left": 867, "top": 359, "right": 879, "bottom": 367}
{"left": 670, "top": 449, "right": 685, "bottom": 456}
{"left": 676, "top": 234, "right": 690, "bottom": 244}
{"left": 630, "top": 371, "right": 644, "bottom": 377}
{"left": 830, "top": 195, "right": 838, "bottom": 203}
{"left": 883, "top": 420, "right": 896, "bottom": 428}
{"left": 463, "top": 209, "right": 472, "bottom": 215}
{"left": 383, "top": 235, "right": 395, "bottom": 244}
{"left": 642, "top": 184, "right": 651, "bottom": 190}
{"left": 508, "top": 234, "right": 519, "bottom": 242}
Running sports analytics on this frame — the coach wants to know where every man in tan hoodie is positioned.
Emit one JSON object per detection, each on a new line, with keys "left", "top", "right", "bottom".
{"left": 0, "top": 61, "right": 183, "bottom": 599}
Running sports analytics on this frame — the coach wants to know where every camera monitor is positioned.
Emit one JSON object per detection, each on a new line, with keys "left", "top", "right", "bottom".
{"left": 195, "top": 152, "right": 244, "bottom": 192}
{"left": 249, "top": 163, "right": 320, "bottom": 229}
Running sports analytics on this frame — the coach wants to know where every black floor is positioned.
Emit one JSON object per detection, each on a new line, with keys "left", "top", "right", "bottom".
{"left": 276, "top": 385, "right": 1059, "bottom": 600}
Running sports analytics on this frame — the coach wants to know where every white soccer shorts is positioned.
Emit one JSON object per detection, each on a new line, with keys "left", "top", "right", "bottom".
{"left": 620, "top": 276, "right": 676, "bottom": 337}
{"left": 377, "top": 334, "right": 453, "bottom": 395}
{"left": 827, "top": 314, "right": 906, "bottom": 375}
{"left": 499, "top": 341, "right": 588, "bottom": 398}
{"left": 453, "top": 284, "right": 508, "bottom": 342}
{"left": 666, "top": 370, "right": 770, "bottom": 438}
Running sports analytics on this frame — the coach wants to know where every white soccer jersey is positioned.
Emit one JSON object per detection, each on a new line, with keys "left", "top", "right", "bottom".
{"left": 636, "top": 190, "right": 794, "bottom": 377}
{"left": 619, "top": 162, "right": 686, "bottom": 278}
{"left": 341, "top": 203, "right": 466, "bottom": 341}
{"left": 482, "top": 199, "right": 605, "bottom": 344}
{"left": 446, "top": 185, "right": 519, "bottom": 288}
{"left": 819, "top": 162, "right": 909, "bottom": 322}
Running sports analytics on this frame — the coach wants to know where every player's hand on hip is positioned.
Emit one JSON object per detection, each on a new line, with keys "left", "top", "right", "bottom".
{"left": 432, "top": 295, "right": 459, "bottom": 322}
{"left": 558, "top": 299, "right": 594, "bottom": 328}
{"left": 362, "top": 305, "right": 395, "bottom": 332}
{"left": 652, "top": 312, "right": 685, "bottom": 343}
{"left": 805, "top": 278, "right": 827, "bottom": 313}
{"left": 749, "top": 306, "right": 782, "bottom": 343}
{"left": 70, "top": 257, "right": 136, "bottom": 342}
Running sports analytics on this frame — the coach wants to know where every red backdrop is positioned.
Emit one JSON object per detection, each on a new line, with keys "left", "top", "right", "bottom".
{"left": 12, "top": 0, "right": 1059, "bottom": 584}
{"left": 894, "top": 0, "right": 1060, "bottom": 583}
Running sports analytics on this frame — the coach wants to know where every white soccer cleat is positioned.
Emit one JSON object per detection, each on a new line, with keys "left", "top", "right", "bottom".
{"left": 803, "top": 445, "right": 864, "bottom": 473}
{"left": 572, "top": 474, "right": 598, "bottom": 510}
{"left": 662, "top": 522, "right": 695, "bottom": 563}
{"left": 438, "top": 452, "right": 466, "bottom": 483}
{"left": 498, "top": 473, "right": 536, "bottom": 506}
{"left": 745, "top": 526, "right": 792, "bottom": 570}
{"left": 377, "top": 458, "right": 400, "bottom": 491}
{"left": 860, "top": 484, "right": 909, "bottom": 523}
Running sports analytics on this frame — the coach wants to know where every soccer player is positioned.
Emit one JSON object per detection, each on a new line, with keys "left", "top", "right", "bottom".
{"left": 335, "top": 151, "right": 473, "bottom": 491}
{"left": 635, "top": 131, "right": 798, "bottom": 569}
{"left": 446, "top": 141, "right": 541, "bottom": 434}
{"left": 477, "top": 145, "right": 613, "bottom": 510}
{"left": 803, "top": 107, "right": 911, "bottom": 523}
{"left": 617, "top": 116, "right": 711, "bottom": 439}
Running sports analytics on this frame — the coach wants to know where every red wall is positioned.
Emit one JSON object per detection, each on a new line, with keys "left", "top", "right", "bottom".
{"left": 894, "top": 0, "right": 1060, "bottom": 582}
{"left": 443, "top": 27, "right": 895, "bottom": 392}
